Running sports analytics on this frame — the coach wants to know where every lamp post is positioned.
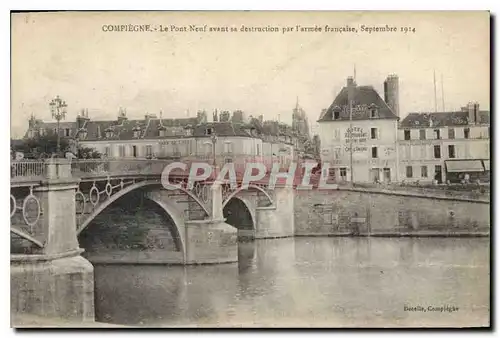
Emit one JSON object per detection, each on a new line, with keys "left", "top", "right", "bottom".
{"left": 211, "top": 132, "right": 218, "bottom": 167}
{"left": 49, "top": 95, "right": 67, "bottom": 155}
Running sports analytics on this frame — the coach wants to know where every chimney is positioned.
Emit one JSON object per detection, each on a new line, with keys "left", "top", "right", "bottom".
{"left": 28, "top": 113, "right": 37, "bottom": 129}
{"left": 77, "top": 108, "right": 90, "bottom": 129}
{"left": 467, "top": 102, "right": 475, "bottom": 124}
{"left": 384, "top": 74, "right": 400, "bottom": 117}
{"left": 231, "top": 110, "right": 244, "bottom": 124}
{"left": 196, "top": 110, "right": 207, "bottom": 124}
{"left": 117, "top": 107, "right": 128, "bottom": 125}
{"left": 474, "top": 102, "right": 480, "bottom": 124}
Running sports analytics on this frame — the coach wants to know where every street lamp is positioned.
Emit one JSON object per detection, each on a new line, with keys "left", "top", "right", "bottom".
{"left": 210, "top": 132, "right": 218, "bottom": 167}
{"left": 49, "top": 95, "right": 67, "bottom": 155}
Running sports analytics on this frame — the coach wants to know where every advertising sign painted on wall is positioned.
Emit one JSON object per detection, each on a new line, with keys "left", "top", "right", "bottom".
{"left": 344, "top": 126, "right": 368, "bottom": 153}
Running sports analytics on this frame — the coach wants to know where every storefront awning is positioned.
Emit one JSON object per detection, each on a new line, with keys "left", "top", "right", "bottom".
{"left": 445, "top": 160, "right": 484, "bottom": 173}
{"left": 483, "top": 160, "right": 490, "bottom": 171}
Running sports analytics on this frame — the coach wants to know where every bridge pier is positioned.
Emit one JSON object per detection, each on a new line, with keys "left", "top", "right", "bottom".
{"left": 11, "top": 159, "right": 95, "bottom": 324}
{"left": 184, "top": 183, "right": 238, "bottom": 264}
{"left": 254, "top": 186, "right": 295, "bottom": 239}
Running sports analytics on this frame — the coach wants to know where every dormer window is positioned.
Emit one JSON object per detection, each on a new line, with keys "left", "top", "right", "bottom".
{"left": 369, "top": 104, "right": 379, "bottom": 118}
{"left": 205, "top": 127, "right": 214, "bottom": 136}
{"left": 105, "top": 127, "right": 114, "bottom": 139}
{"left": 333, "top": 106, "right": 341, "bottom": 120}
{"left": 133, "top": 125, "right": 141, "bottom": 138}
{"left": 185, "top": 128, "right": 193, "bottom": 137}
{"left": 158, "top": 126, "right": 166, "bottom": 137}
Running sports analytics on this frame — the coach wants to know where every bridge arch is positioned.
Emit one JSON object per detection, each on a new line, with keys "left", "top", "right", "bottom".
{"left": 77, "top": 180, "right": 208, "bottom": 236}
{"left": 222, "top": 184, "right": 273, "bottom": 209}
{"left": 223, "top": 195, "right": 255, "bottom": 231}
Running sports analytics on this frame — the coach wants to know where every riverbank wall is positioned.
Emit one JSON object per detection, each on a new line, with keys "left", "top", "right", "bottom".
{"left": 294, "top": 187, "right": 490, "bottom": 237}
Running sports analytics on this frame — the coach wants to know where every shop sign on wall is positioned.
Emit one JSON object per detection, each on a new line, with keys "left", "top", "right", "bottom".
{"left": 344, "top": 127, "right": 368, "bottom": 153}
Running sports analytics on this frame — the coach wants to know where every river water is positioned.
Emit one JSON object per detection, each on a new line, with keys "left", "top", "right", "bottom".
{"left": 92, "top": 236, "right": 490, "bottom": 328}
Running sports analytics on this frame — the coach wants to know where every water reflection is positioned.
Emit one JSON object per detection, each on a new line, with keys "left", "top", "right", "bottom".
{"left": 94, "top": 237, "right": 489, "bottom": 327}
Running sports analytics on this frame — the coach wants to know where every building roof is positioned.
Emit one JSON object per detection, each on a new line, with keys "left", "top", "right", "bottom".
{"left": 318, "top": 85, "right": 398, "bottom": 122}
{"left": 400, "top": 110, "right": 490, "bottom": 129}
{"left": 25, "top": 115, "right": 301, "bottom": 142}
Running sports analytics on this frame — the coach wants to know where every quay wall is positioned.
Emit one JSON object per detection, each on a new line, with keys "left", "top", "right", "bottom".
{"left": 294, "top": 187, "right": 490, "bottom": 237}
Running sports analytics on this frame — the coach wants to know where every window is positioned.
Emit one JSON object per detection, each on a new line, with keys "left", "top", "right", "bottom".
{"left": 173, "top": 143, "right": 180, "bottom": 156}
{"left": 145, "top": 145, "right": 153, "bottom": 157}
{"left": 223, "top": 142, "right": 233, "bottom": 154}
{"left": 434, "top": 145, "right": 441, "bottom": 159}
{"left": 133, "top": 130, "right": 140, "bottom": 138}
{"left": 340, "top": 168, "right": 347, "bottom": 180}
{"left": 205, "top": 128, "right": 213, "bottom": 135}
{"left": 371, "top": 128, "right": 377, "bottom": 140}
{"left": 185, "top": 128, "right": 193, "bottom": 136}
{"left": 434, "top": 129, "right": 441, "bottom": 139}
{"left": 419, "top": 129, "right": 426, "bottom": 140}
{"left": 404, "top": 130, "right": 411, "bottom": 140}
{"left": 448, "top": 128, "right": 455, "bottom": 139}
{"left": 333, "top": 111, "right": 340, "bottom": 120}
{"left": 39, "top": 128, "right": 45, "bottom": 136}
{"left": 420, "top": 146, "right": 426, "bottom": 159}
{"left": 105, "top": 130, "right": 113, "bottom": 138}
{"left": 256, "top": 144, "right": 261, "bottom": 156}
{"left": 328, "top": 168, "right": 336, "bottom": 180}
{"left": 421, "top": 166, "right": 428, "bottom": 178}
{"left": 371, "top": 147, "right": 378, "bottom": 158}
{"left": 464, "top": 128, "right": 470, "bottom": 139}
{"left": 118, "top": 145, "right": 125, "bottom": 157}
{"left": 334, "top": 129, "right": 340, "bottom": 140}
{"left": 65, "top": 128, "right": 71, "bottom": 137}
{"left": 104, "top": 146, "right": 111, "bottom": 157}
{"left": 406, "top": 166, "right": 413, "bottom": 178}
{"left": 333, "top": 147, "right": 341, "bottom": 159}
{"left": 53, "top": 128, "right": 57, "bottom": 135}
{"left": 224, "top": 157, "right": 233, "bottom": 164}
{"left": 204, "top": 143, "right": 212, "bottom": 155}
{"left": 159, "top": 129, "right": 166, "bottom": 137}
{"left": 370, "top": 108, "right": 377, "bottom": 118}
{"left": 448, "top": 145, "right": 455, "bottom": 158}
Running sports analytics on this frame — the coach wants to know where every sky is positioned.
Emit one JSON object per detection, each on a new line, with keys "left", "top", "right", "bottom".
{"left": 11, "top": 11, "right": 490, "bottom": 138}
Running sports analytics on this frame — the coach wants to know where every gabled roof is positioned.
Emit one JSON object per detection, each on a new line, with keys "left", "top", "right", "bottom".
{"left": 318, "top": 86, "right": 398, "bottom": 122}
{"left": 400, "top": 110, "right": 490, "bottom": 128}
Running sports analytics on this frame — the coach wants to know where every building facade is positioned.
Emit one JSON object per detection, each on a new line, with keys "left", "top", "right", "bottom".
{"left": 398, "top": 103, "right": 490, "bottom": 184}
{"left": 317, "top": 75, "right": 400, "bottom": 183}
{"left": 22, "top": 106, "right": 315, "bottom": 172}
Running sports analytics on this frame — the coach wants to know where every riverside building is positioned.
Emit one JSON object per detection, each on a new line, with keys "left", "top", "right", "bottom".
{"left": 317, "top": 75, "right": 400, "bottom": 183}
{"left": 398, "top": 103, "right": 490, "bottom": 184}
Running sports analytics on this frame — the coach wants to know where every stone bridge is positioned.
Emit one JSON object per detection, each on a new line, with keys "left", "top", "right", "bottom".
{"left": 10, "top": 158, "right": 294, "bottom": 322}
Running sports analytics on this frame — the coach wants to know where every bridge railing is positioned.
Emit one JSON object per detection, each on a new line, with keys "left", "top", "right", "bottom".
{"left": 10, "top": 160, "right": 46, "bottom": 181}
{"left": 11, "top": 155, "right": 298, "bottom": 182}
{"left": 70, "top": 159, "right": 178, "bottom": 177}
